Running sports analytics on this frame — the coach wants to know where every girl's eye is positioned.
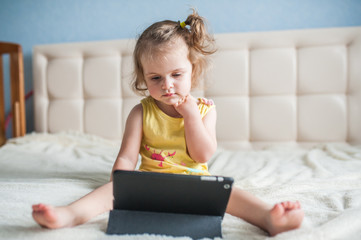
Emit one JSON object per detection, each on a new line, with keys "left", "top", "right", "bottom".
{"left": 173, "top": 73, "right": 181, "bottom": 77}
{"left": 151, "top": 76, "right": 161, "bottom": 81}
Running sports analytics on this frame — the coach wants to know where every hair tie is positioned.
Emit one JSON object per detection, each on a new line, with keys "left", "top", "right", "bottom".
{"left": 180, "top": 21, "right": 186, "bottom": 29}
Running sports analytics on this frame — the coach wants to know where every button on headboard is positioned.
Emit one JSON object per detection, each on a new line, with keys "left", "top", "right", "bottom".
{"left": 33, "top": 27, "right": 361, "bottom": 149}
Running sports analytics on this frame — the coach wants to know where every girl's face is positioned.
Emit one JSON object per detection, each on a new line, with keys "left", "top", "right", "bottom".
{"left": 142, "top": 40, "right": 192, "bottom": 107}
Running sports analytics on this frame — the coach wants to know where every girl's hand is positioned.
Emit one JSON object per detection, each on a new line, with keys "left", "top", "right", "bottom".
{"left": 174, "top": 95, "right": 199, "bottom": 119}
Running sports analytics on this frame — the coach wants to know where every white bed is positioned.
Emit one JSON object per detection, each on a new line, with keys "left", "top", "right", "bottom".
{"left": 1, "top": 26, "right": 361, "bottom": 240}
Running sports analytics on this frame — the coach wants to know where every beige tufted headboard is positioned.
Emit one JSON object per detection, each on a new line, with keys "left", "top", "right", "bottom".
{"left": 33, "top": 27, "right": 361, "bottom": 149}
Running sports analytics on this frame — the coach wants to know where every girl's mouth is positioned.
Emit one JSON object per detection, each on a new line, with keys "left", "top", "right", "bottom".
{"left": 163, "top": 93, "right": 175, "bottom": 97}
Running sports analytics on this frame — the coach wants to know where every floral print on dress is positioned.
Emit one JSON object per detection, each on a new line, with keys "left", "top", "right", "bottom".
{"left": 144, "top": 144, "right": 176, "bottom": 167}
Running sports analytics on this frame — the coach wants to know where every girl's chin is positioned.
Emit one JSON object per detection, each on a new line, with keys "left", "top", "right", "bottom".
{"left": 156, "top": 97, "right": 179, "bottom": 106}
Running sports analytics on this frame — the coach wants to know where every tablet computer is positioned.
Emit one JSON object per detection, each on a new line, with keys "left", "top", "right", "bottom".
{"left": 112, "top": 170, "right": 234, "bottom": 216}
{"left": 107, "top": 170, "right": 234, "bottom": 238}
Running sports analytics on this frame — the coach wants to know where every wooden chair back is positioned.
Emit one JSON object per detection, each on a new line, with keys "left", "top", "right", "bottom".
{"left": 0, "top": 42, "right": 26, "bottom": 146}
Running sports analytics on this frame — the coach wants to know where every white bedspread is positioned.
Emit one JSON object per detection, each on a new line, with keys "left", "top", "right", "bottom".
{"left": 1, "top": 132, "right": 361, "bottom": 240}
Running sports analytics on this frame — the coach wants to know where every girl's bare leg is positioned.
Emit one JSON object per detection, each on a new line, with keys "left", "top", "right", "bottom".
{"left": 32, "top": 181, "right": 113, "bottom": 229}
{"left": 226, "top": 187, "right": 304, "bottom": 236}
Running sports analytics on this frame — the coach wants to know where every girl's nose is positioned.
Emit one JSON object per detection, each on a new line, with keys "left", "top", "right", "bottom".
{"left": 162, "top": 77, "right": 174, "bottom": 90}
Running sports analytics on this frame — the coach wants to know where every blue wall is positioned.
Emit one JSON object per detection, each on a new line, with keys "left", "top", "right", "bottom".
{"left": 1, "top": 0, "right": 361, "bottom": 136}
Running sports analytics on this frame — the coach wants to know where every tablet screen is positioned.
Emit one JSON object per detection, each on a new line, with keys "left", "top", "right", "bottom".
{"left": 112, "top": 170, "right": 233, "bottom": 217}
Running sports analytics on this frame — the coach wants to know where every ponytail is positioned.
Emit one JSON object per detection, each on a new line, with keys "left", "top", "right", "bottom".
{"left": 183, "top": 9, "right": 216, "bottom": 56}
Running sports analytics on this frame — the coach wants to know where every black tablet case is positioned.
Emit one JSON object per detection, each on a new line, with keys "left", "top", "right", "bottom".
{"left": 106, "top": 170, "right": 233, "bottom": 239}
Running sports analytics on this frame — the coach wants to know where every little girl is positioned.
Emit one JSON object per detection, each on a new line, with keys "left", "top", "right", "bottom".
{"left": 32, "top": 10, "right": 304, "bottom": 236}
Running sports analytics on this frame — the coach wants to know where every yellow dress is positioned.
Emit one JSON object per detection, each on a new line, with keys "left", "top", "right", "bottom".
{"left": 139, "top": 97, "right": 215, "bottom": 176}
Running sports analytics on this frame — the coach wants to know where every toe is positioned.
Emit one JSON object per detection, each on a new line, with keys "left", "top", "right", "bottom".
{"left": 281, "top": 201, "right": 290, "bottom": 209}
{"left": 271, "top": 203, "right": 284, "bottom": 217}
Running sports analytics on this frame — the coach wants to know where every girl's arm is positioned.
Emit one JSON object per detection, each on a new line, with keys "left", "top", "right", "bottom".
{"left": 174, "top": 96, "right": 217, "bottom": 163}
{"left": 111, "top": 104, "right": 143, "bottom": 180}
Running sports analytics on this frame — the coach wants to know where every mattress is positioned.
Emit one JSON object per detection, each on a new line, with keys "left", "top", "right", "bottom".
{"left": 1, "top": 132, "right": 361, "bottom": 240}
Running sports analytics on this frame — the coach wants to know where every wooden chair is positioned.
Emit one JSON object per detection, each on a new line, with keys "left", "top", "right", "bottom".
{"left": 0, "top": 42, "right": 26, "bottom": 146}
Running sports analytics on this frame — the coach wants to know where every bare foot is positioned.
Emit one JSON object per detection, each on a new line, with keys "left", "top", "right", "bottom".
{"left": 32, "top": 204, "right": 76, "bottom": 229}
{"left": 266, "top": 201, "right": 304, "bottom": 236}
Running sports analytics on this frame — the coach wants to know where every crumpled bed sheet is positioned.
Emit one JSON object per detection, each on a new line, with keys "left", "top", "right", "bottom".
{"left": 0, "top": 132, "right": 361, "bottom": 240}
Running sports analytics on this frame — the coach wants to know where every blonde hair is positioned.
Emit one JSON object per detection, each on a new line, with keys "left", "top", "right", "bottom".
{"left": 132, "top": 9, "right": 216, "bottom": 95}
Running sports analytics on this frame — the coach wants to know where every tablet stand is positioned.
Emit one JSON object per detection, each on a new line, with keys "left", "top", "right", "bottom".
{"left": 106, "top": 209, "right": 223, "bottom": 239}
